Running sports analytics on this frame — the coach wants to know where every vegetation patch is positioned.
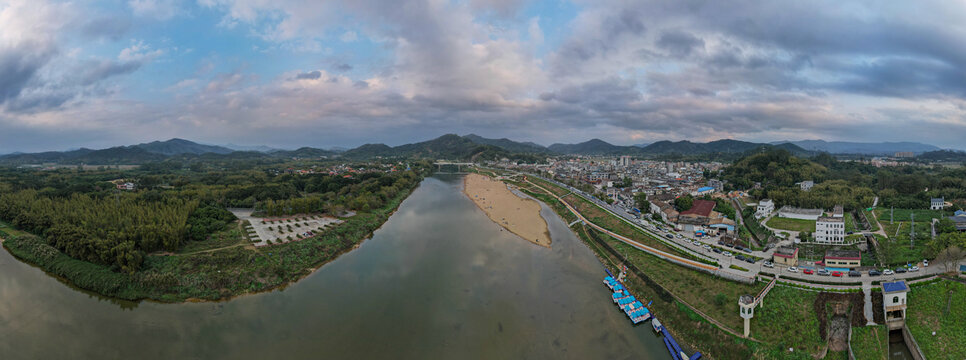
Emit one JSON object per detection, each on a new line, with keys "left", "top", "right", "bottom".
{"left": 849, "top": 325, "right": 888, "bottom": 360}
{"left": 906, "top": 279, "right": 966, "bottom": 359}
{"left": 766, "top": 217, "right": 816, "bottom": 233}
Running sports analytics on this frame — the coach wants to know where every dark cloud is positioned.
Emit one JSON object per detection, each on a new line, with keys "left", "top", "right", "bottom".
{"left": 80, "top": 59, "right": 143, "bottom": 85}
{"left": 295, "top": 70, "right": 322, "bottom": 79}
{"left": 80, "top": 17, "right": 131, "bottom": 40}
{"left": 0, "top": 43, "right": 56, "bottom": 105}
{"left": 334, "top": 63, "right": 352, "bottom": 72}
{"left": 656, "top": 30, "right": 704, "bottom": 57}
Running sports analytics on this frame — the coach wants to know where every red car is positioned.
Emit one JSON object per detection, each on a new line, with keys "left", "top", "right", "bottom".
{"left": 831, "top": 271, "right": 843, "bottom": 277}
{"left": 803, "top": 268, "right": 814, "bottom": 275}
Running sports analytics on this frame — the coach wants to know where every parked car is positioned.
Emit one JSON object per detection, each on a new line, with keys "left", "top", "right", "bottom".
{"left": 665, "top": 234, "right": 674, "bottom": 239}
{"left": 908, "top": 266, "right": 920, "bottom": 272}
{"left": 787, "top": 266, "right": 799, "bottom": 273}
{"left": 895, "top": 268, "right": 907, "bottom": 274}
{"left": 848, "top": 270, "right": 861, "bottom": 277}
{"left": 744, "top": 258, "right": 755, "bottom": 264}
{"left": 741, "top": 247, "right": 752, "bottom": 253}
{"left": 817, "top": 269, "right": 830, "bottom": 276}
{"left": 869, "top": 270, "right": 881, "bottom": 276}
{"left": 722, "top": 251, "right": 733, "bottom": 257}
{"left": 882, "top": 269, "right": 894, "bottom": 275}
{"left": 831, "top": 271, "right": 843, "bottom": 277}
{"left": 712, "top": 248, "right": 722, "bottom": 254}
{"left": 703, "top": 245, "right": 712, "bottom": 251}
{"left": 803, "top": 268, "right": 814, "bottom": 275}
{"left": 717, "top": 241, "right": 725, "bottom": 246}
{"left": 735, "top": 254, "right": 747, "bottom": 261}
{"left": 763, "top": 261, "right": 774, "bottom": 268}
{"left": 724, "top": 243, "right": 734, "bottom": 248}
{"left": 923, "top": 259, "right": 929, "bottom": 267}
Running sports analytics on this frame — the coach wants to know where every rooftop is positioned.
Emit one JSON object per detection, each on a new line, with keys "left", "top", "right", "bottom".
{"left": 680, "top": 200, "right": 716, "bottom": 217}
{"left": 882, "top": 281, "right": 908, "bottom": 294}
{"left": 779, "top": 206, "right": 823, "bottom": 216}
{"left": 825, "top": 249, "right": 860, "bottom": 260}
{"left": 818, "top": 216, "right": 844, "bottom": 223}
{"left": 774, "top": 246, "right": 798, "bottom": 258}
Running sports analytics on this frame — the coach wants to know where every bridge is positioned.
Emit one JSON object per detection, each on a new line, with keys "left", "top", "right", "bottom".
{"left": 434, "top": 161, "right": 474, "bottom": 173}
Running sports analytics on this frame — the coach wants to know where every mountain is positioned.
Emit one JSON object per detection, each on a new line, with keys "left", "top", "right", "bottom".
{"left": 342, "top": 143, "right": 395, "bottom": 158}
{"left": 135, "top": 138, "right": 234, "bottom": 155}
{"left": 271, "top": 147, "right": 339, "bottom": 158}
{"left": 640, "top": 139, "right": 812, "bottom": 157}
{"left": 341, "top": 134, "right": 515, "bottom": 160}
{"left": 633, "top": 143, "right": 650, "bottom": 148}
{"left": 548, "top": 139, "right": 642, "bottom": 155}
{"left": 772, "top": 140, "right": 940, "bottom": 155}
{"left": 916, "top": 150, "right": 966, "bottom": 162}
{"left": 222, "top": 143, "right": 283, "bottom": 153}
{"left": 462, "top": 134, "right": 550, "bottom": 153}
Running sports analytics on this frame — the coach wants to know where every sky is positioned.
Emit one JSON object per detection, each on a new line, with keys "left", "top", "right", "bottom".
{"left": 1, "top": 0, "right": 965, "bottom": 153}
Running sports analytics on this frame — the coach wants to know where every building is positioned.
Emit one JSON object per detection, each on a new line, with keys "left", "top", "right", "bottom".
{"left": 931, "top": 197, "right": 945, "bottom": 210}
{"left": 778, "top": 206, "right": 823, "bottom": 221}
{"left": 708, "top": 179, "right": 724, "bottom": 192}
{"left": 694, "top": 186, "right": 715, "bottom": 196}
{"left": 815, "top": 216, "right": 846, "bottom": 244}
{"left": 619, "top": 155, "right": 632, "bottom": 167}
{"left": 832, "top": 205, "right": 844, "bottom": 218}
{"left": 947, "top": 211, "right": 966, "bottom": 231}
{"left": 894, "top": 151, "right": 914, "bottom": 158}
{"left": 756, "top": 199, "right": 774, "bottom": 219}
{"left": 677, "top": 200, "right": 716, "bottom": 232}
{"left": 824, "top": 249, "right": 860, "bottom": 268}
{"left": 116, "top": 182, "right": 135, "bottom": 191}
{"left": 800, "top": 180, "right": 814, "bottom": 191}
{"left": 882, "top": 281, "right": 908, "bottom": 330}
{"left": 772, "top": 246, "right": 799, "bottom": 266}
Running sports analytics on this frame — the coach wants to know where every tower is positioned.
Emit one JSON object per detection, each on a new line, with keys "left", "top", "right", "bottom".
{"left": 738, "top": 294, "right": 756, "bottom": 338}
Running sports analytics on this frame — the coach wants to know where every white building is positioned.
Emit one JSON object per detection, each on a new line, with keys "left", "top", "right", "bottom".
{"left": 619, "top": 155, "right": 632, "bottom": 167}
{"left": 832, "top": 205, "right": 844, "bottom": 218}
{"left": 800, "top": 180, "right": 814, "bottom": 191}
{"left": 931, "top": 197, "right": 945, "bottom": 210}
{"left": 755, "top": 199, "right": 774, "bottom": 219}
{"left": 882, "top": 281, "right": 908, "bottom": 330}
{"left": 778, "top": 206, "right": 823, "bottom": 221}
{"left": 815, "top": 216, "right": 845, "bottom": 244}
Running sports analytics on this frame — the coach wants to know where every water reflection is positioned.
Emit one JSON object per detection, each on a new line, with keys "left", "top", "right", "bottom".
{"left": 0, "top": 175, "right": 668, "bottom": 359}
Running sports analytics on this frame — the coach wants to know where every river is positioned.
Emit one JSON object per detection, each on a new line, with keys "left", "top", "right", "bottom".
{"left": 0, "top": 175, "right": 669, "bottom": 359}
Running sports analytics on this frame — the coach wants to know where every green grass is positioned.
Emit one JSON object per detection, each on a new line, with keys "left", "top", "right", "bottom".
{"left": 177, "top": 226, "right": 248, "bottom": 254}
{"left": 906, "top": 280, "right": 966, "bottom": 359}
{"left": 844, "top": 212, "right": 856, "bottom": 233}
{"left": 0, "top": 220, "right": 28, "bottom": 237}
{"left": 749, "top": 286, "right": 824, "bottom": 356}
{"left": 729, "top": 264, "right": 749, "bottom": 271}
{"left": 861, "top": 209, "right": 880, "bottom": 231}
{"left": 850, "top": 325, "right": 888, "bottom": 360}
{"left": 874, "top": 208, "right": 947, "bottom": 224}
{"left": 766, "top": 217, "right": 816, "bottom": 232}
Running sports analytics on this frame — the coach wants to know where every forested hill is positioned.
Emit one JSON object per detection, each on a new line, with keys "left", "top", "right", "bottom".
{"left": 719, "top": 149, "right": 828, "bottom": 189}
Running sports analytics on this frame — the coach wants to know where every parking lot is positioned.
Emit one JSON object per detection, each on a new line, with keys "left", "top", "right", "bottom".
{"left": 230, "top": 210, "right": 343, "bottom": 247}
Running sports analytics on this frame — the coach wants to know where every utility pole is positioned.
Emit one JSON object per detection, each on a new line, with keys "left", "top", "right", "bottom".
{"left": 890, "top": 207, "right": 894, "bottom": 224}
{"left": 910, "top": 213, "right": 915, "bottom": 249}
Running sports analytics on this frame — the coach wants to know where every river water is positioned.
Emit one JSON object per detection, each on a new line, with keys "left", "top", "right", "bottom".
{"left": 0, "top": 175, "right": 668, "bottom": 359}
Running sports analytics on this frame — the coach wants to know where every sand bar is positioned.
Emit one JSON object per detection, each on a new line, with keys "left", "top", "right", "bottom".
{"left": 463, "top": 173, "right": 551, "bottom": 248}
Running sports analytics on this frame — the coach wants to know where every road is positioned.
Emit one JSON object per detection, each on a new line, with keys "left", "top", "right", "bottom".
{"left": 500, "top": 168, "right": 955, "bottom": 288}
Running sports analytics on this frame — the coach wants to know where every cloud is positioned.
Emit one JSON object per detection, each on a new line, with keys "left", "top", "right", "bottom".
{"left": 656, "top": 30, "right": 704, "bottom": 57}
{"left": 294, "top": 70, "right": 322, "bottom": 80}
{"left": 128, "top": 0, "right": 184, "bottom": 20}
{"left": 339, "top": 31, "right": 357, "bottom": 42}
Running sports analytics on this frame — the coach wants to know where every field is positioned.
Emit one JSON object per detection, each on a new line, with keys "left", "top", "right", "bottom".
{"left": 749, "top": 286, "right": 824, "bottom": 356}
{"left": 874, "top": 208, "right": 947, "bottom": 224}
{"left": 844, "top": 212, "right": 856, "bottom": 233}
{"left": 766, "top": 216, "right": 816, "bottom": 232}
{"left": 861, "top": 209, "right": 880, "bottom": 231}
{"left": 906, "top": 279, "right": 966, "bottom": 359}
{"left": 849, "top": 325, "right": 888, "bottom": 360}
{"left": 876, "top": 220, "right": 929, "bottom": 266}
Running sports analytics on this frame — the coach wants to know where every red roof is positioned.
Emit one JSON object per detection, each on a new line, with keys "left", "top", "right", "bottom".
{"left": 680, "top": 200, "right": 716, "bottom": 217}
{"left": 774, "top": 248, "right": 798, "bottom": 259}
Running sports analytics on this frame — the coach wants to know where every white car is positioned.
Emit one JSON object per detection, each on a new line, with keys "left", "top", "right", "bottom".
{"left": 763, "top": 261, "right": 774, "bottom": 268}
{"left": 909, "top": 266, "right": 920, "bottom": 272}
{"left": 722, "top": 251, "right": 732, "bottom": 257}
{"left": 883, "top": 269, "right": 894, "bottom": 275}
{"left": 787, "top": 266, "right": 799, "bottom": 273}
{"left": 923, "top": 259, "right": 929, "bottom": 267}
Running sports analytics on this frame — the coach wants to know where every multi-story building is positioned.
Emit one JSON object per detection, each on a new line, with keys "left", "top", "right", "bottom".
{"left": 799, "top": 180, "right": 814, "bottom": 191}
{"left": 931, "top": 197, "right": 945, "bottom": 210}
{"left": 772, "top": 246, "right": 798, "bottom": 266}
{"left": 815, "top": 216, "right": 845, "bottom": 244}
{"left": 756, "top": 199, "right": 774, "bottom": 219}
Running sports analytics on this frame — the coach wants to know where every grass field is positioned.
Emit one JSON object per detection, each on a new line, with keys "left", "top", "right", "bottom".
{"left": 849, "top": 325, "right": 888, "bottom": 360}
{"left": 876, "top": 220, "right": 930, "bottom": 266}
{"left": 874, "top": 208, "right": 947, "bottom": 223}
{"left": 862, "top": 209, "right": 880, "bottom": 231}
{"left": 766, "top": 217, "right": 816, "bottom": 232}
{"left": 749, "top": 285, "right": 824, "bottom": 356}
{"left": 907, "top": 280, "right": 966, "bottom": 359}
{"left": 844, "top": 212, "right": 856, "bottom": 233}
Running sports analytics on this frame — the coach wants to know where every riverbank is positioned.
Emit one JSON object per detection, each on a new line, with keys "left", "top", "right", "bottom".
{"left": 0, "top": 183, "right": 421, "bottom": 303}
{"left": 463, "top": 173, "right": 551, "bottom": 248}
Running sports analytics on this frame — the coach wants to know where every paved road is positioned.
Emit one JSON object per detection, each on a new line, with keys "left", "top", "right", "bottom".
{"left": 498, "top": 168, "right": 957, "bottom": 288}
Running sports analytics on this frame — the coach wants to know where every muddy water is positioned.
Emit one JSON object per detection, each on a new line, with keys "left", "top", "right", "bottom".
{"left": 0, "top": 175, "right": 669, "bottom": 359}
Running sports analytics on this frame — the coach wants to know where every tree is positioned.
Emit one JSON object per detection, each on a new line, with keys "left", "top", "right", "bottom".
{"left": 675, "top": 195, "right": 694, "bottom": 211}
{"left": 634, "top": 192, "right": 648, "bottom": 211}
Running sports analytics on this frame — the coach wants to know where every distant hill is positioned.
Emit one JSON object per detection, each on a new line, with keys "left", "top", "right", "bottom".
{"left": 462, "top": 134, "right": 550, "bottom": 153}
{"left": 640, "top": 139, "right": 812, "bottom": 157}
{"left": 270, "top": 147, "right": 339, "bottom": 158}
{"left": 222, "top": 143, "right": 283, "bottom": 153}
{"left": 135, "top": 138, "right": 234, "bottom": 155}
{"left": 772, "top": 140, "right": 940, "bottom": 155}
{"left": 916, "top": 150, "right": 966, "bottom": 162}
{"left": 548, "top": 139, "right": 643, "bottom": 155}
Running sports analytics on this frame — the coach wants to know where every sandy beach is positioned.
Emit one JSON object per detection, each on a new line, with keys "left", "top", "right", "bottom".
{"left": 463, "top": 173, "right": 551, "bottom": 248}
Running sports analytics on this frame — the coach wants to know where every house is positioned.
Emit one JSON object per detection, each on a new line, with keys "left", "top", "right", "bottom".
{"left": 708, "top": 179, "right": 724, "bottom": 192}
{"left": 116, "top": 182, "right": 135, "bottom": 191}
{"left": 823, "top": 249, "right": 860, "bottom": 268}
{"left": 882, "top": 281, "right": 908, "bottom": 330}
{"left": 800, "top": 180, "right": 814, "bottom": 191}
{"left": 947, "top": 212, "right": 966, "bottom": 231}
{"left": 677, "top": 200, "right": 717, "bottom": 232}
{"left": 694, "top": 186, "right": 715, "bottom": 196}
{"left": 931, "top": 197, "right": 945, "bottom": 210}
{"left": 772, "top": 246, "right": 799, "bottom": 267}
{"left": 755, "top": 199, "right": 774, "bottom": 219}
{"left": 832, "top": 205, "right": 844, "bottom": 218}
{"left": 815, "top": 216, "right": 846, "bottom": 244}
{"left": 778, "top": 206, "right": 823, "bottom": 221}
